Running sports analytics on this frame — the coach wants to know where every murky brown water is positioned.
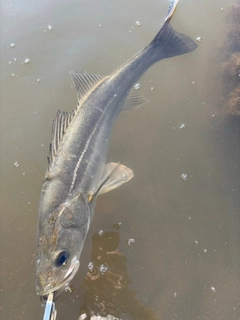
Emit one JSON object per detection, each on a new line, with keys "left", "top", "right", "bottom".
{"left": 1, "top": 0, "right": 240, "bottom": 319}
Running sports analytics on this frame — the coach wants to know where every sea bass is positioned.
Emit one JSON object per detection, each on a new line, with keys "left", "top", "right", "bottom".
{"left": 36, "top": 0, "right": 197, "bottom": 300}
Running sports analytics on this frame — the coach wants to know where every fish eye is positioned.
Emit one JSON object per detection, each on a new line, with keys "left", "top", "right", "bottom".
{"left": 55, "top": 250, "right": 69, "bottom": 267}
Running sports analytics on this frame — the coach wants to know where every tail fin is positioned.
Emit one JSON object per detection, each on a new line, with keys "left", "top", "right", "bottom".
{"left": 150, "top": 0, "right": 197, "bottom": 61}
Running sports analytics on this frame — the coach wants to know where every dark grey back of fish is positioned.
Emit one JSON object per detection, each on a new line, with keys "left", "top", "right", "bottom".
{"left": 36, "top": 1, "right": 197, "bottom": 299}
{"left": 66, "top": 21, "right": 197, "bottom": 193}
{"left": 40, "top": 12, "right": 197, "bottom": 224}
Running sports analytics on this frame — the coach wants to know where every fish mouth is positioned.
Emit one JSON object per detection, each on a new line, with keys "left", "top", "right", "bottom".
{"left": 39, "top": 257, "right": 80, "bottom": 301}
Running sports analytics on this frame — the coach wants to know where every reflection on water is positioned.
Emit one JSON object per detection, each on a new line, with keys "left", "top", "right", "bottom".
{"left": 79, "top": 230, "right": 159, "bottom": 320}
{"left": 1, "top": 0, "right": 240, "bottom": 319}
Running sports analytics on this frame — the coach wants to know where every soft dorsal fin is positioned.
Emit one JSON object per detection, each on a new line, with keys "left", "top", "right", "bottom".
{"left": 123, "top": 86, "right": 148, "bottom": 111}
{"left": 48, "top": 109, "right": 75, "bottom": 170}
{"left": 70, "top": 70, "right": 104, "bottom": 101}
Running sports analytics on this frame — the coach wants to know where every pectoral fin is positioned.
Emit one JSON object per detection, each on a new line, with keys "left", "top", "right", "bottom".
{"left": 89, "top": 163, "right": 133, "bottom": 201}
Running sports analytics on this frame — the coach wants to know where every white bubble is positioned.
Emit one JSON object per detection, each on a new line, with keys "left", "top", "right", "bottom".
{"left": 179, "top": 124, "right": 186, "bottom": 129}
{"left": 136, "top": 20, "right": 141, "bottom": 26}
{"left": 134, "top": 83, "right": 140, "bottom": 90}
{"left": 99, "top": 264, "right": 108, "bottom": 274}
{"left": 64, "top": 285, "right": 72, "bottom": 293}
{"left": 10, "top": 43, "right": 15, "bottom": 48}
{"left": 87, "top": 262, "right": 94, "bottom": 272}
{"left": 150, "top": 87, "right": 154, "bottom": 91}
{"left": 211, "top": 286, "right": 216, "bottom": 293}
{"left": 48, "top": 25, "right": 53, "bottom": 31}
{"left": 13, "top": 157, "right": 18, "bottom": 166}
{"left": 127, "top": 238, "right": 135, "bottom": 247}
{"left": 24, "top": 58, "right": 30, "bottom": 64}
{"left": 98, "top": 229, "right": 104, "bottom": 236}
{"left": 181, "top": 173, "right": 187, "bottom": 180}
{"left": 196, "top": 37, "right": 202, "bottom": 42}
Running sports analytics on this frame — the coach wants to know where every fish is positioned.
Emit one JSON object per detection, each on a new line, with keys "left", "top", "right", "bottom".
{"left": 36, "top": 0, "right": 197, "bottom": 300}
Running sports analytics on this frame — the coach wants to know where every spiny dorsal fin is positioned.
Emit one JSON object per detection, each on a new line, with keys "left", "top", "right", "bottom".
{"left": 48, "top": 109, "right": 75, "bottom": 170}
{"left": 70, "top": 70, "right": 104, "bottom": 101}
{"left": 123, "top": 86, "right": 148, "bottom": 111}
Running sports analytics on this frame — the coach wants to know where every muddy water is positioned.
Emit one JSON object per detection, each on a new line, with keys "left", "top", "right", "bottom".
{"left": 1, "top": 0, "right": 240, "bottom": 319}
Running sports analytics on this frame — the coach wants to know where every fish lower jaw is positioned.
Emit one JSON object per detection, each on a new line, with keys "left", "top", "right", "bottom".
{"left": 38, "top": 281, "right": 68, "bottom": 297}
{"left": 37, "top": 258, "right": 80, "bottom": 299}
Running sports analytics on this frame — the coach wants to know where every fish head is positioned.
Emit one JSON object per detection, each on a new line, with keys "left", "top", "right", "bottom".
{"left": 36, "top": 193, "right": 92, "bottom": 300}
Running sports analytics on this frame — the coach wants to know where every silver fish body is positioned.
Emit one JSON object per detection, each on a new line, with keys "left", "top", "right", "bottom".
{"left": 36, "top": 0, "right": 197, "bottom": 299}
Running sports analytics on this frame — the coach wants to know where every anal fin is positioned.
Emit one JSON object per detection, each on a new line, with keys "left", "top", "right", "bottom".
{"left": 123, "top": 87, "right": 148, "bottom": 111}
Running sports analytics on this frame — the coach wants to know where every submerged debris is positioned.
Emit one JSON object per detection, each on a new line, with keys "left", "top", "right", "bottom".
{"left": 219, "top": 1, "right": 240, "bottom": 117}
{"left": 224, "top": 3, "right": 240, "bottom": 55}
{"left": 229, "top": 84, "right": 240, "bottom": 115}
{"left": 221, "top": 53, "right": 240, "bottom": 91}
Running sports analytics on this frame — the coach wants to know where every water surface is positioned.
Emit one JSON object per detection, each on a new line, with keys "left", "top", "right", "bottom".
{"left": 1, "top": 0, "right": 239, "bottom": 319}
